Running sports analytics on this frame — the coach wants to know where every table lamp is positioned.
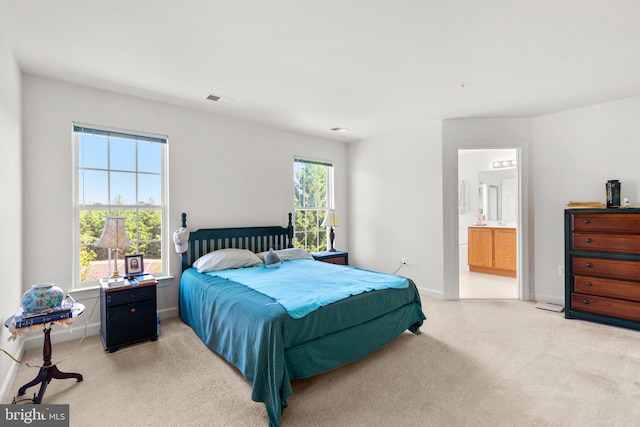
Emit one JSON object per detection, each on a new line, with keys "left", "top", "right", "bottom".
{"left": 96, "top": 217, "right": 131, "bottom": 278}
{"left": 321, "top": 210, "right": 341, "bottom": 252}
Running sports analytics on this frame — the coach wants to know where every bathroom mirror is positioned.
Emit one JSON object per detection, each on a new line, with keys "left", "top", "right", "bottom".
{"left": 478, "top": 169, "right": 518, "bottom": 223}
{"left": 479, "top": 184, "right": 499, "bottom": 221}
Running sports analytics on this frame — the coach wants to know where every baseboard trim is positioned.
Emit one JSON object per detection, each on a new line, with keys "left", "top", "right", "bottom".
{"left": 22, "top": 321, "right": 101, "bottom": 350}
{"left": 159, "top": 306, "right": 178, "bottom": 319}
{"left": 417, "top": 286, "right": 443, "bottom": 299}
{"left": 0, "top": 340, "right": 24, "bottom": 404}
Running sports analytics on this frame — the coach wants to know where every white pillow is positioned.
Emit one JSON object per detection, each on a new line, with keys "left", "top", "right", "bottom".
{"left": 257, "top": 248, "right": 313, "bottom": 262}
{"left": 193, "top": 248, "right": 263, "bottom": 273}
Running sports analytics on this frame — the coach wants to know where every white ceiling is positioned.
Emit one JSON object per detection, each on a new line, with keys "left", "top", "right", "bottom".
{"left": 1, "top": 0, "right": 639, "bottom": 142}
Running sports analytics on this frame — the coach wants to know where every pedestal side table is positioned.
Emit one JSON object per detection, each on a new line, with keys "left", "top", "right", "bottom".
{"left": 4, "top": 303, "right": 85, "bottom": 403}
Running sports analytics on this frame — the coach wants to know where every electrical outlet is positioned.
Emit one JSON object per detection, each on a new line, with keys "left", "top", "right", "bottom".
{"left": 558, "top": 265, "right": 565, "bottom": 276}
{"left": 402, "top": 257, "right": 408, "bottom": 265}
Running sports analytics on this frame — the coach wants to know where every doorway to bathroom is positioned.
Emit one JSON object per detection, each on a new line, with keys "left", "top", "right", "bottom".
{"left": 458, "top": 148, "right": 518, "bottom": 299}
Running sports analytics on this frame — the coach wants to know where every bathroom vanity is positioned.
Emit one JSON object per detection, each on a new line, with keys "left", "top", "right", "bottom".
{"left": 468, "top": 225, "right": 517, "bottom": 277}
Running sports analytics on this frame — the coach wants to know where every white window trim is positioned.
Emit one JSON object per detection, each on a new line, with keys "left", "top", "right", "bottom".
{"left": 293, "top": 156, "right": 335, "bottom": 251}
{"left": 71, "top": 122, "right": 169, "bottom": 289}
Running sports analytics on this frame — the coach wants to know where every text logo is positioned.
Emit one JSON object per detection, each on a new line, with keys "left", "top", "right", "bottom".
{"left": 1, "top": 405, "right": 69, "bottom": 426}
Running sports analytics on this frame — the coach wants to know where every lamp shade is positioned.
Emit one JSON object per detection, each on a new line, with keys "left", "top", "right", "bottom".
{"left": 96, "top": 217, "right": 131, "bottom": 249}
{"left": 321, "top": 210, "right": 341, "bottom": 228}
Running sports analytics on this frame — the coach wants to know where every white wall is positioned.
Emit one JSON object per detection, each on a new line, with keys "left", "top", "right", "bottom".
{"left": 0, "top": 28, "right": 23, "bottom": 403}
{"left": 21, "top": 74, "right": 347, "bottom": 338}
{"left": 347, "top": 122, "right": 444, "bottom": 297}
{"left": 532, "top": 95, "right": 640, "bottom": 303}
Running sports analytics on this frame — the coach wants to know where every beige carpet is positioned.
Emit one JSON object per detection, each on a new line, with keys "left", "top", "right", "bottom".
{"left": 7, "top": 296, "right": 640, "bottom": 426}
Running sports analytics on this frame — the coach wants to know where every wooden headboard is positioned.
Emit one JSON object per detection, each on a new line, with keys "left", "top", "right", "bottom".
{"left": 180, "top": 212, "right": 294, "bottom": 272}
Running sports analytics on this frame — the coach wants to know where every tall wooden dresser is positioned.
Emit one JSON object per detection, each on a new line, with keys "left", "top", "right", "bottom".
{"left": 565, "top": 208, "right": 640, "bottom": 331}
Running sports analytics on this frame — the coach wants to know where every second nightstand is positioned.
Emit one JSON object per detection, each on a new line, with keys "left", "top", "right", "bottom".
{"left": 312, "top": 251, "right": 349, "bottom": 265}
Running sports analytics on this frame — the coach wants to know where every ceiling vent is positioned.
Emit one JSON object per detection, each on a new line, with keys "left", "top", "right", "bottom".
{"left": 206, "top": 93, "right": 236, "bottom": 104}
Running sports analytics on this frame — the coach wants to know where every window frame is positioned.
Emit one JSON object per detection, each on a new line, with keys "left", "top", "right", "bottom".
{"left": 293, "top": 156, "right": 335, "bottom": 252}
{"left": 72, "top": 122, "right": 169, "bottom": 288}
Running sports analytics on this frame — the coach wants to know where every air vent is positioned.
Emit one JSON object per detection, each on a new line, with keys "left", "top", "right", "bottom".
{"left": 206, "top": 93, "right": 236, "bottom": 104}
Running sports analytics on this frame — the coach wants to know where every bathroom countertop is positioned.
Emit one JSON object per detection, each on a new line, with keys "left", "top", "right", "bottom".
{"left": 468, "top": 223, "right": 516, "bottom": 229}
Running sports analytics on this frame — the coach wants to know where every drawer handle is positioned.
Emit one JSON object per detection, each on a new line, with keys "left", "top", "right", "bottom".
{"left": 583, "top": 299, "right": 589, "bottom": 304}
{"left": 585, "top": 238, "right": 592, "bottom": 243}
{"left": 584, "top": 219, "right": 591, "bottom": 224}
{"left": 585, "top": 281, "right": 593, "bottom": 286}
{"left": 586, "top": 263, "right": 593, "bottom": 268}
{"left": 130, "top": 307, "right": 137, "bottom": 313}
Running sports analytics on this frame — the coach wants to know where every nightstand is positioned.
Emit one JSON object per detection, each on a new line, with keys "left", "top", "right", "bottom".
{"left": 99, "top": 280, "right": 157, "bottom": 352}
{"left": 312, "top": 251, "right": 349, "bottom": 265}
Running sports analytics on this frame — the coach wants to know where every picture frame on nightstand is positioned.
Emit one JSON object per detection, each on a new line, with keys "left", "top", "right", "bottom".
{"left": 124, "top": 254, "right": 144, "bottom": 276}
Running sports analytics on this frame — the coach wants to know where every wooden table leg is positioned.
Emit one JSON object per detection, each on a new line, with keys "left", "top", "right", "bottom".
{"left": 17, "top": 327, "right": 83, "bottom": 403}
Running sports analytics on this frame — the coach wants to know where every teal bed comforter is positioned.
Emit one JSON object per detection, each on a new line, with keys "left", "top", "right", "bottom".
{"left": 179, "top": 260, "right": 425, "bottom": 427}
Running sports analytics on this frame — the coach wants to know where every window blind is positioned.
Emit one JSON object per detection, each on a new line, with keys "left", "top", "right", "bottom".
{"left": 73, "top": 123, "right": 167, "bottom": 144}
{"left": 294, "top": 157, "right": 333, "bottom": 168}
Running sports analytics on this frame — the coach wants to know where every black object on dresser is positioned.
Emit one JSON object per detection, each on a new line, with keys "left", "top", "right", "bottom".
{"left": 100, "top": 282, "right": 158, "bottom": 352}
{"left": 312, "top": 251, "right": 349, "bottom": 265}
{"left": 565, "top": 208, "right": 640, "bottom": 331}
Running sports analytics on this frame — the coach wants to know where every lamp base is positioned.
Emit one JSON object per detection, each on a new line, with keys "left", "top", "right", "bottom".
{"left": 328, "top": 227, "right": 336, "bottom": 252}
{"left": 109, "top": 249, "right": 122, "bottom": 279}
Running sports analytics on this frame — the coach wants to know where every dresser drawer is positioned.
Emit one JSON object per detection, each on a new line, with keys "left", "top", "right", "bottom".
{"left": 105, "top": 285, "right": 156, "bottom": 307}
{"left": 572, "top": 256, "right": 640, "bottom": 281}
{"left": 572, "top": 213, "right": 640, "bottom": 233}
{"left": 574, "top": 275, "right": 640, "bottom": 302}
{"left": 572, "top": 233, "right": 640, "bottom": 254}
{"left": 571, "top": 293, "right": 640, "bottom": 322}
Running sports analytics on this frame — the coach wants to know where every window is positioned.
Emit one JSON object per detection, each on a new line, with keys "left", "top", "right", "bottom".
{"left": 73, "top": 123, "right": 168, "bottom": 286}
{"left": 293, "top": 157, "right": 334, "bottom": 252}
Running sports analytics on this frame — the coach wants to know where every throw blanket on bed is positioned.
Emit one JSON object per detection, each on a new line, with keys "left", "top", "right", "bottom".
{"left": 208, "top": 258, "right": 409, "bottom": 319}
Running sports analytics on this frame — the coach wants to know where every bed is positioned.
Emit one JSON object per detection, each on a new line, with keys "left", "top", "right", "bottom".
{"left": 178, "top": 213, "right": 426, "bottom": 426}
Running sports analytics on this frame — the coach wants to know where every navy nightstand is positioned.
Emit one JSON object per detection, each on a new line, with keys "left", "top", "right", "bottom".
{"left": 312, "top": 251, "right": 349, "bottom": 265}
{"left": 99, "top": 280, "right": 157, "bottom": 352}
